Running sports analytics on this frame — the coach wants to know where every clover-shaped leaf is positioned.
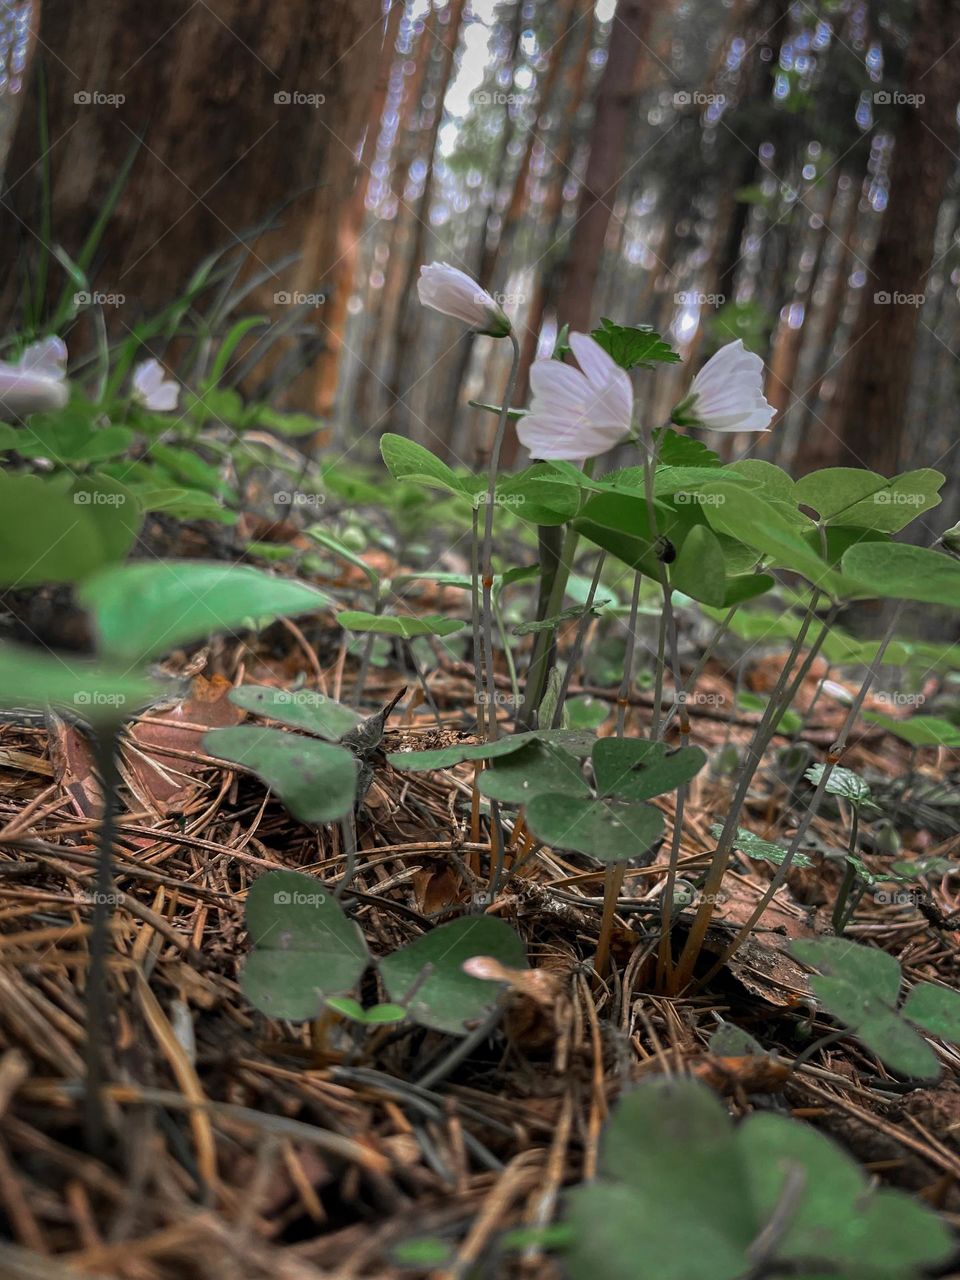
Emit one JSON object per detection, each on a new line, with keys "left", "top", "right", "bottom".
{"left": 204, "top": 726, "right": 358, "bottom": 824}
{"left": 794, "top": 467, "right": 943, "bottom": 533}
{"left": 478, "top": 740, "right": 589, "bottom": 805}
{"left": 377, "top": 916, "right": 526, "bottom": 1035}
{"left": 592, "top": 738, "right": 707, "bottom": 803}
{"left": 563, "top": 1076, "right": 952, "bottom": 1280}
{"left": 229, "top": 684, "right": 362, "bottom": 742}
{"left": 241, "top": 871, "right": 369, "bottom": 1021}
{"left": 524, "top": 792, "right": 664, "bottom": 863}
{"left": 790, "top": 937, "right": 960, "bottom": 1080}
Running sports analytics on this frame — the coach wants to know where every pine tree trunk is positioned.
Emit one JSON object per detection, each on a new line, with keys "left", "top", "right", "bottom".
{"left": 833, "top": 0, "right": 960, "bottom": 474}
{"left": 3, "top": 0, "right": 381, "bottom": 402}
{"left": 382, "top": 0, "right": 465, "bottom": 435}
{"left": 552, "top": 0, "right": 650, "bottom": 337}
{"left": 312, "top": 0, "right": 404, "bottom": 420}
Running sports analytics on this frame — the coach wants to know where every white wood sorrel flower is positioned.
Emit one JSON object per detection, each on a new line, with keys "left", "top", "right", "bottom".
{"left": 672, "top": 339, "right": 775, "bottom": 433}
{"left": 517, "top": 332, "right": 633, "bottom": 463}
{"left": 0, "top": 336, "right": 69, "bottom": 419}
{"left": 417, "top": 262, "right": 511, "bottom": 337}
{"left": 132, "top": 358, "right": 179, "bottom": 411}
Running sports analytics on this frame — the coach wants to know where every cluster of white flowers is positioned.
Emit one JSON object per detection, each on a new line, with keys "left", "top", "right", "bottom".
{"left": 417, "top": 262, "right": 775, "bottom": 462}
{"left": 0, "top": 340, "right": 180, "bottom": 421}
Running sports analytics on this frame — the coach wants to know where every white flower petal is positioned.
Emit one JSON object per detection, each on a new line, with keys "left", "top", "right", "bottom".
{"left": 567, "top": 331, "right": 618, "bottom": 388}
{"left": 679, "top": 339, "right": 775, "bottom": 434}
{"left": 0, "top": 336, "right": 69, "bottom": 418}
{"left": 132, "top": 358, "right": 179, "bottom": 412}
{"left": 417, "top": 261, "right": 510, "bottom": 336}
{"left": 520, "top": 335, "right": 633, "bottom": 461}
{"left": 19, "top": 336, "right": 67, "bottom": 375}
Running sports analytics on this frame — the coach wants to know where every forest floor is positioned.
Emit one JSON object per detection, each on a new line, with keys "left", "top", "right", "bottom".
{"left": 0, "top": 524, "right": 959, "bottom": 1280}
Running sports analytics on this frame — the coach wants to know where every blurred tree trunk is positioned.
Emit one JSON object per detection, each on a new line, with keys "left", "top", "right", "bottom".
{"left": 437, "top": 0, "right": 529, "bottom": 459}
{"left": 383, "top": 0, "right": 465, "bottom": 435}
{"left": 354, "top": 9, "right": 433, "bottom": 424}
{"left": 3, "top": 0, "right": 381, "bottom": 401}
{"left": 501, "top": 0, "right": 596, "bottom": 465}
{"left": 793, "top": 184, "right": 861, "bottom": 469}
{"left": 312, "top": 0, "right": 404, "bottom": 420}
{"left": 834, "top": 0, "right": 960, "bottom": 474}
{"left": 552, "top": 0, "right": 650, "bottom": 337}
{"left": 441, "top": 0, "right": 583, "bottom": 460}
{"left": 766, "top": 172, "right": 840, "bottom": 422}
{"left": 0, "top": 0, "right": 38, "bottom": 184}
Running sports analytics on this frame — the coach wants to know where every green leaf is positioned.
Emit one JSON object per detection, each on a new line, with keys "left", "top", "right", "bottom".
{"left": 494, "top": 466, "right": 581, "bottom": 525}
{"left": 478, "top": 741, "right": 590, "bottom": 805}
{"left": 255, "top": 406, "right": 324, "bottom": 437}
{"left": 712, "top": 824, "right": 813, "bottom": 869}
{"left": 564, "top": 695, "right": 610, "bottom": 730}
{"left": 336, "top": 610, "right": 464, "bottom": 639}
{"left": 790, "top": 938, "right": 940, "bottom": 1079}
{"left": 670, "top": 524, "right": 727, "bottom": 605}
{"left": 708, "top": 1023, "right": 766, "bottom": 1056}
{"left": 378, "top": 915, "right": 526, "bottom": 1035}
{"left": 652, "top": 429, "right": 721, "bottom": 468}
{"left": 325, "top": 996, "right": 407, "bottom": 1025}
{"left": 592, "top": 738, "right": 707, "bottom": 803}
{"left": 524, "top": 792, "right": 664, "bottom": 862}
{"left": 241, "top": 870, "right": 368, "bottom": 1021}
{"left": 900, "top": 982, "right": 960, "bottom": 1041}
{"left": 842, "top": 542, "right": 960, "bottom": 606}
{"left": 573, "top": 491, "right": 699, "bottom": 580}
{"left": 795, "top": 467, "right": 943, "bottom": 532}
{"left": 0, "top": 641, "right": 160, "bottom": 723}
{"left": 203, "top": 726, "right": 357, "bottom": 824}
{"left": 80, "top": 561, "right": 330, "bottom": 663}
{"left": 0, "top": 472, "right": 141, "bottom": 586}
{"left": 564, "top": 1075, "right": 952, "bottom": 1280}
{"left": 805, "top": 763, "right": 872, "bottom": 806}
{"left": 864, "top": 711, "right": 960, "bottom": 748}
{"left": 513, "top": 598, "right": 610, "bottom": 636}
{"left": 700, "top": 481, "right": 856, "bottom": 597}
{"left": 148, "top": 442, "right": 236, "bottom": 500}
{"left": 14, "top": 408, "right": 133, "bottom": 463}
{"left": 380, "top": 433, "right": 470, "bottom": 496}
{"left": 387, "top": 729, "right": 595, "bottom": 772}
{"left": 229, "top": 685, "right": 361, "bottom": 742}
{"left": 305, "top": 526, "right": 380, "bottom": 590}
{"left": 70, "top": 474, "right": 143, "bottom": 564}
{"left": 728, "top": 458, "right": 796, "bottom": 505}
{"left": 590, "top": 318, "right": 680, "bottom": 369}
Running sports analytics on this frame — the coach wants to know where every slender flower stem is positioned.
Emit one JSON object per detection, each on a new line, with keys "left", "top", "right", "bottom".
{"left": 551, "top": 552, "right": 606, "bottom": 727}
{"left": 85, "top": 718, "right": 122, "bottom": 1157}
{"left": 617, "top": 572, "right": 645, "bottom": 738}
{"left": 470, "top": 504, "right": 486, "bottom": 735}
{"left": 693, "top": 602, "right": 905, "bottom": 990}
{"left": 480, "top": 331, "right": 521, "bottom": 741}
{"left": 518, "top": 521, "right": 581, "bottom": 728}
{"left": 659, "top": 605, "right": 739, "bottom": 735}
{"left": 672, "top": 591, "right": 833, "bottom": 989}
